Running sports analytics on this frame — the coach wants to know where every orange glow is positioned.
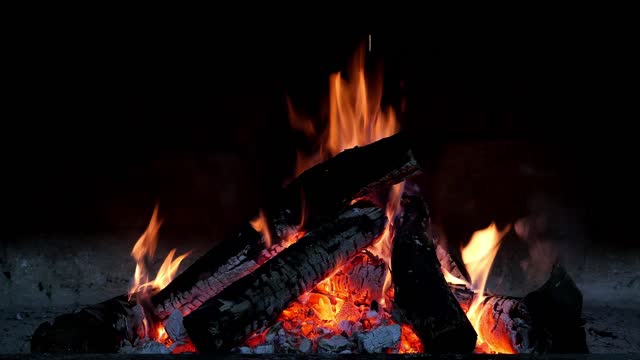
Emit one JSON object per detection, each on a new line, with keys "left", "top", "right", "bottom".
{"left": 368, "top": 182, "right": 404, "bottom": 308}
{"left": 399, "top": 324, "right": 424, "bottom": 353}
{"left": 461, "top": 222, "right": 511, "bottom": 353}
{"left": 287, "top": 46, "right": 399, "bottom": 177}
{"left": 250, "top": 252, "right": 422, "bottom": 353}
{"left": 129, "top": 205, "right": 191, "bottom": 298}
{"left": 128, "top": 205, "right": 191, "bottom": 351}
{"left": 250, "top": 209, "right": 272, "bottom": 248}
{"left": 287, "top": 45, "right": 404, "bottom": 310}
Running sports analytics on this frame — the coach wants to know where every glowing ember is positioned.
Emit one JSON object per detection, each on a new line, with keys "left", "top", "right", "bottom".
{"left": 399, "top": 324, "right": 424, "bottom": 354}
{"left": 250, "top": 44, "right": 420, "bottom": 354}
{"left": 461, "top": 222, "right": 511, "bottom": 353}
{"left": 288, "top": 44, "right": 405, "bottom": 313}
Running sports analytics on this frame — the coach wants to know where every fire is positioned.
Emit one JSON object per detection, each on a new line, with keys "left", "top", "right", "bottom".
{"left": 288, "top": 44, "right": 404, "bottom": 310}
{"left": 129, "top": 205, "right": 191, "bottom": 298}
{"left": 461, "top": 222, "right": 511, "bottom": 353}
{"left": 288, "top": 46, "right": 399, "bottom": 176}
{"left": 250, "top": 209, "right": 272, "bottom": 248}
{"left": 128, "top": 205, "right": 191, "bottom": 350}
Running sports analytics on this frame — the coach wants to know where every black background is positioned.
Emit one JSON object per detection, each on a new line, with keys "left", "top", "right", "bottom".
{"left": 2, "top": 12, "right": 637, "bottom": 250}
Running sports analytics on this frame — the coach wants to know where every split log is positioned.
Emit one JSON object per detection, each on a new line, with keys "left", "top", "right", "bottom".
{"left": 449, "top": 284, "right": 539, "bottom": 354}
{"left": 390, "top": 194, "right": 477, "bottom": 353}
{"left": 183, "top": 204, "right": 387, "bottom": 353}
{"left": 153, "top": 132, "right": 420, "bottom": 318}
{"left": 314, "top": 250, "right": 386, "bottom": 305}
{"left": 448, "top": 264, "right": 587, "bottom": 353}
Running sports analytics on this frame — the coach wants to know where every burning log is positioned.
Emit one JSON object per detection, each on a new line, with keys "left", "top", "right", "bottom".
{"left": 183, "top": 204, "right": 387, "bottom": 352}
{"left": 266, "top": 132, "right": 420, "bottom": 236}
{"left": 390, "top": 195, "right": 477, "bottom": 353}
{"left": 152, "top": 132, "right": 420, "bottom": 318}
{"left": 448, "top": 264, "right": 587, "bottom": 353}
{"left": 448, "top": 284, "right": 538, "bottom": 353}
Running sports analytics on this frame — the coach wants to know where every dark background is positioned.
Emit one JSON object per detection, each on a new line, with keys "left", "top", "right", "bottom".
{"left": 2, "top": 14, "right": 637, "bottom": 250}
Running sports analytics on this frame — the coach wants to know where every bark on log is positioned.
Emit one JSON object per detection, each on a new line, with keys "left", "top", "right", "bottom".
{"left": 390, "top": 195, "right": 477, "bottom": 353}
{"left": 183, "top": 205, "right": 387, "bottom": 353}
{"left": 266, "top": 132, "right": 420, "bottom": 237}
{"left": 153, "top": 132, "right": 420, "bottom": 318}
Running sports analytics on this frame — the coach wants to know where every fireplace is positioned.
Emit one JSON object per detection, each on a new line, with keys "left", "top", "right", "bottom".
{"left": 2, "top": 23, "right": 639, "bottom": 358}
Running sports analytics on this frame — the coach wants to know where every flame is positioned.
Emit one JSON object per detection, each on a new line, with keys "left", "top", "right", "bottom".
{"left": 250, "top": 209, "right": 272, "bottom": 248}
{"left": 288, "top": 46, "right": 399, "bottom": 177}
{"left": 129, "top": 205, "right": 191, "bottom": 298}
{"left": 368, "top": 182, "right": 404, "bottom": 308}
{"left": 461, "top": 222, "right": 511, "bottom": 353}
{"left": 288, "top": 44, "right": 404, "bottom": 309}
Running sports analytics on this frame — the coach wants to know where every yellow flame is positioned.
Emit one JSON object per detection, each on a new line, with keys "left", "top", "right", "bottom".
{"left": 461, "top": 222, "right": 510, "bottom": 353}
{"left": 129, "top": 205, "right": 190, "bottom": 299}
{"left": 250, "top": 209, "right": 272, "bottom": 248}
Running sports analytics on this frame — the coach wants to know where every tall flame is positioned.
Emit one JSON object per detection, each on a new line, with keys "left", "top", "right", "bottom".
{"left": 129, "top": 205, "right": 191, "bottom": 299}
{"left": 288, "top": 45, "right": 403, "bottom": 308}
{"left": 288, "top": 46, "right": 399, "bottom": 176}
{"left": 461, "top": 222, "right": 510, "bottom": 353}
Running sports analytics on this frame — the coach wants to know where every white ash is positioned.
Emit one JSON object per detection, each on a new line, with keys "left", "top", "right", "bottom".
{"left": 254, "top": 344, "right": 275, "bottom": 354}
{"left": 356, "top": 324, "right": 402, "bottom": 353}
{"left": 318, "top": 335, "right": 354, "bottom": 353}
{"left": 164, "top": 309, "right": 187, "bottom": 343}
{"left": 119, "top": 339, "right": 171, "bottom": 354}
{"left": 298, "top": 338, "right": 312, "bottom": 353}
{"left": 130, "top": 304, "right": 147, "bottom": 340}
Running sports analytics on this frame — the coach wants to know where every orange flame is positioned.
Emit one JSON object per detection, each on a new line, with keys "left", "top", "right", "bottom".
{"left": 288, "top": 46, "right": 399, "bottom": 176}
{"left": 288, "top": 45, "right": 403, "bottom": 309}
{"left": 250, "top": 209, "right": 272, "bottom": 248}
{"left": 129, "top": 205, "right": 191, "bottom": 298}
{"left": 461, "top": 222, "right": 511, "bottom": 353}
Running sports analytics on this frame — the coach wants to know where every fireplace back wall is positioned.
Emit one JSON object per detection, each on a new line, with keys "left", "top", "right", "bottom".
{"left": 1, "top": 20, "right": 638, "bottom": 353}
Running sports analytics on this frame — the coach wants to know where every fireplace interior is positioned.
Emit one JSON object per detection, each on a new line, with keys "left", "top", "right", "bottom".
{"left": 1, "top": 18, "right": 639, "bottom": 358}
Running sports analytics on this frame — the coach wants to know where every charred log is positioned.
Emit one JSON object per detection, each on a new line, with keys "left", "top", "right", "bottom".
{"left": 522, "top": 264, "right": 588, "bottom": 353}
{"left": 31, "top": 295, "right": 135, "bottom": 353}
{"left": 153, "top": 132, "right": 420, "bottom": 318}
{"left": 391, "top": 195, "right": 477, "bottom": 353}
{"left": 266, "top": 132, "right": 420, "bottom": 236}
{"left": 183, "top": 205, "right": 387, "bottom": 353}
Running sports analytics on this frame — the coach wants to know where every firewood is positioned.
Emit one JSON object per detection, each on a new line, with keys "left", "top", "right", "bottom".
{"left": 449, "top": 284, "right": 539, "bottom": 353}
{"left": 390, "top": 195, "right": 477, "bottom": 353}
{"left": 183, "top": 204, "right": 387, "bottom": 353}
{"left": 266, "top": 132, "right": 419, "bottom": 236}
{"left": 153, "top": 132, "right": 420, "bottom": 318}
{"left": 31, "top": 295, "right": 135, "bottom": 353}
{"left": 30, "top": 134, "right": 419, "bottom": 354}
{"left": 448, "top": 264, "right": 587, "bottom": 353}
